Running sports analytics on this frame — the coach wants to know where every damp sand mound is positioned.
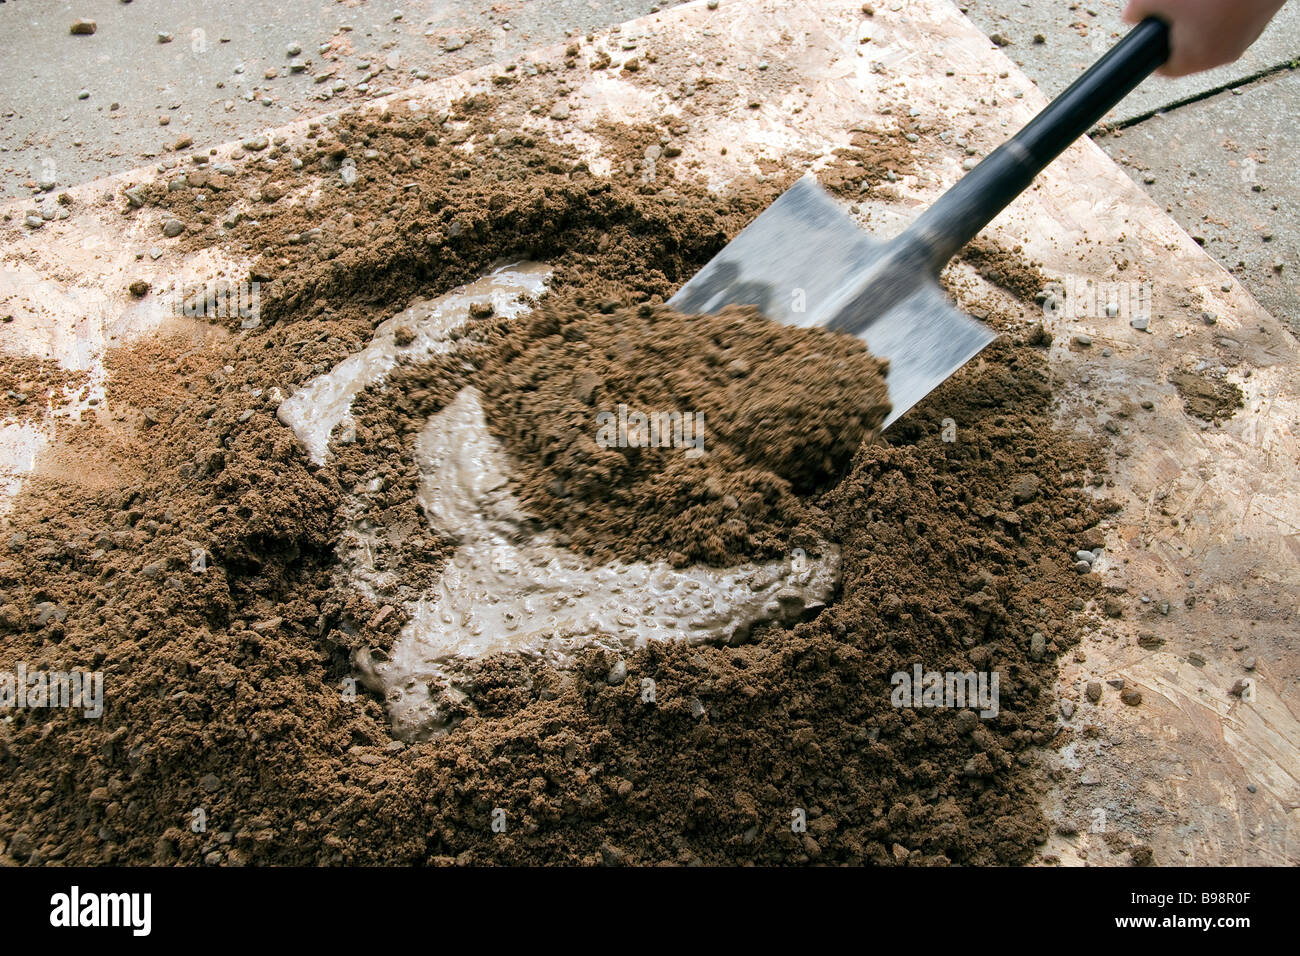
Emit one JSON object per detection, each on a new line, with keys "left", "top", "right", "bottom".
{"left": 378, "top": 299, "right": 892, "bottom": 566}
{"left": 335, "top": 299, "right": 888, "bottom": 738}
{"left": 0, "top": 101, "right": 1108, "bottom": 866}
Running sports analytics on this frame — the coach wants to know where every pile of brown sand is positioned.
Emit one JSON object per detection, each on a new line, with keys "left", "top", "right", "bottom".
{"left": 0, "top": 357, "right": 86, "bottom": 421}
{"left": 366, "top": 300, "right": 890, "bottom": 567}
{"left": 0, "top": 98, "right": 1108, "bottom": 866}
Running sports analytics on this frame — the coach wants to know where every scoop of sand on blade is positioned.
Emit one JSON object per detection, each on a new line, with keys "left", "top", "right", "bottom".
{"left": 671, "top": 18, "right": 1171, "bottom": 427}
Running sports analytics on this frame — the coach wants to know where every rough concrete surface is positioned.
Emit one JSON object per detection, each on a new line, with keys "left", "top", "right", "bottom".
{"left": 0, "top": 0, "right": 687, "bottom": 200}
{"left": 961, "top": 0, "right": 1300, "bottom": 121}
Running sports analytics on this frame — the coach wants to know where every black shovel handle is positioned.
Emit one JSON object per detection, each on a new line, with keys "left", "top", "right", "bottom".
{"left": 901, "top": 16, "right": 1171, "bottom": 274}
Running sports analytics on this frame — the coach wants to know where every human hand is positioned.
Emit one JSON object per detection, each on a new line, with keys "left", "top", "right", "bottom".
{"left": 1123, "top": 0, "right": 1288, "bottom": 77}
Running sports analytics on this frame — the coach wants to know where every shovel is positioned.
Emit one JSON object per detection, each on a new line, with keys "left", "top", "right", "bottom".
{"left": 670, "top": 17, "right": 1170, "bottom": 429}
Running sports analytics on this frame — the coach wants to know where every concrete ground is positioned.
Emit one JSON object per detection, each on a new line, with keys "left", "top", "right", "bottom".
{"left": 0, "top": 0, "right": 690, "bottom": 199}
{"left": 1, "top": 0, "right": 1296, "bottom": 327}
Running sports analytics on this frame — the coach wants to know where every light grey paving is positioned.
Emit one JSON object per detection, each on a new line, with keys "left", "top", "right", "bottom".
{"left": 0, "top": 0, "right": 686, "bottom": 200}
{"left": 960, "top": 0, "right": 1300, "bottom": 122}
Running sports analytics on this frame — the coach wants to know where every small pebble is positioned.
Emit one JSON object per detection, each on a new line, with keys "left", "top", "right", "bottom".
{"left": 1011, "top": 473, "right": 1040, "bottom": 503}
{"left": 70, "top": 19, "right": 98, "bottom": 35}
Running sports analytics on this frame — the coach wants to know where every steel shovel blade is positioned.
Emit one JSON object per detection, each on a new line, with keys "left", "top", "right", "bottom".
{"left": 670, "top": 176, "right": 995, "bottom": 429}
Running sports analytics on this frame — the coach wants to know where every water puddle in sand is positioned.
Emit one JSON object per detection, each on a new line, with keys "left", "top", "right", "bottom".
{"left": 281, "top": 261, "right": 840, "bottom": 739}
{"left": 278, "top": 260, "right": 551, "bottom": 465}
{"left": 357, "top": 387, "right": 839, "bottom": 738}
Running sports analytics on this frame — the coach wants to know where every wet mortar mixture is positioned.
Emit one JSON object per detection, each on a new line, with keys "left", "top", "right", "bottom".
{"left": 0, "top": 92, "right": 1115, "bottom": 866}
